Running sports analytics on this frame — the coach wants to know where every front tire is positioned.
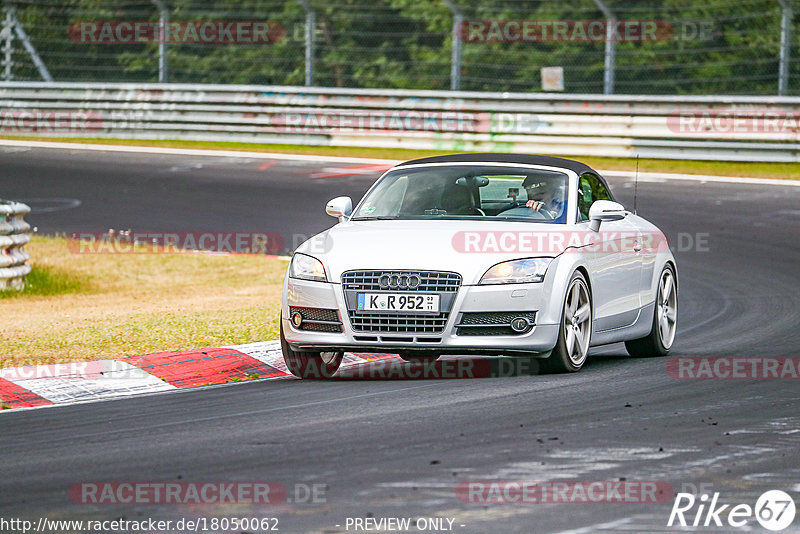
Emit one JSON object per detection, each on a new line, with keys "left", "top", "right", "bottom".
{"left": 625, "top": 265, "right": 677, "bottom": 357}
{"left": 541, "top": 271, "right": 592, "bottom": 373}
{"left": 280, "top": 322, "right": 344, "bottom": 378}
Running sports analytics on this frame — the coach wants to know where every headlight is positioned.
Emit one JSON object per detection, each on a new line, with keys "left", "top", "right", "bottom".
{"left": 479, "top": 258, "right": 552, "bottom": 285}
{"left": 290, "top": 253, "right": 327, "bottom": 282}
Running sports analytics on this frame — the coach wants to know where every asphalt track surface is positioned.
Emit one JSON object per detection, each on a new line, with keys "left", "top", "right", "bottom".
{"left": 1, "top": 147, "right": 799, "bottom": 533}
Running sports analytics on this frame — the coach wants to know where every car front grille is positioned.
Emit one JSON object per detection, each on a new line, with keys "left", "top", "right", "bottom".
{"left": 348, "top": 312, "right": 449, "bottom": 334}
{"left": 341, "top": 270, "right": 461, "bottom": 292}
{"left": 341, "top": 270, "right": 461, "bottom": 334}
{"left": 456, "top": 311, "right": 536, "bottom": 336}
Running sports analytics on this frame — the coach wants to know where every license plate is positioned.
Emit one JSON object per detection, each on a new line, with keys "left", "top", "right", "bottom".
{"left": 357, "top": 293, "right": 439, "bottom": 313}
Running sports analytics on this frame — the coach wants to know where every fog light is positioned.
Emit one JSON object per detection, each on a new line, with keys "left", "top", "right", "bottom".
{"left": 510, "top": 317, "right": 531, "bottom": 333}
{"left": 291, "top": 312, "right": 303, "bottom": 327}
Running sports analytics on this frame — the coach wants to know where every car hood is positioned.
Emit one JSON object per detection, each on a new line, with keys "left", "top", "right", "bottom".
{"left": 295, "top": 219, "right": 571, "bottom": 285}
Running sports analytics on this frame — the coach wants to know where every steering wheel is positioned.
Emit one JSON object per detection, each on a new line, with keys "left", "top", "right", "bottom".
{"left": 499, "top": 202, "right": 553, "bottom": 220}
{"left": 537, "top": 207, "right": 554, "bottom": 220}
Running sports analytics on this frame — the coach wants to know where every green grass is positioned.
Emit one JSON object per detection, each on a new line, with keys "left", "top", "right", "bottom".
{"left": 0, "top": 264, "right": 86, "bottom": 298}
{"left": 2, "top": 135, "right": 798, "bottom": 180}
{"left": 2, "top": 235, "right": 285, "bottom": 365}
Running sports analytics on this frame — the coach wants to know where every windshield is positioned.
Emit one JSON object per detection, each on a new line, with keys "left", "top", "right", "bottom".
{"left": 351, "top": 165, "right": 569, "bottom": 223}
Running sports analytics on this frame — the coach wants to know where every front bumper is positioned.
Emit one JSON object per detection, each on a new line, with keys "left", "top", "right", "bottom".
{"left": 283, "top": 276, "right": 562, "bottom": 356}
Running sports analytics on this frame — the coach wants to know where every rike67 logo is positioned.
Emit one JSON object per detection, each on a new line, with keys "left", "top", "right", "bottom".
{"left": 668, "top": 490, "right": 796, "bottom": 531}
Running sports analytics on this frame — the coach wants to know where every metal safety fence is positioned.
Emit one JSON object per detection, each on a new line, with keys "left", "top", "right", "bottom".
{"left": 0, "top": 199, "right": 31, "bottom": 291}
{"left": 1, "top": 82, "right": 799, "bottom": 161}
{"left": 0, "top": 0, "right": 798, "bottom": 96}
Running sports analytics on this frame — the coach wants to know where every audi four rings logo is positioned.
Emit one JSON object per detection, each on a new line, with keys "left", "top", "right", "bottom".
{"left": 378, "top": 273, "right": 422, "bottom": 289}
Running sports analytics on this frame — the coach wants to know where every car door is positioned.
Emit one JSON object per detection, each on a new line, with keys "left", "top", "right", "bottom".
{"left": 629, "top": 214, "right": 664, "bottom": 313}
{"left": 576, "top": 173, "right": 643, "bottom": 332}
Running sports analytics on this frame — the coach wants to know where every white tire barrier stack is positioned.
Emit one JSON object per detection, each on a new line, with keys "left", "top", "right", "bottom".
{"left": 0, "top": 200, "right": 32, "bottom": 291}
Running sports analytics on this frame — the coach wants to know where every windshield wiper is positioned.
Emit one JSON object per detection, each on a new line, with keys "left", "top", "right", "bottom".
{"left": 350, "top": 216, "right": 400, "bottom": 221}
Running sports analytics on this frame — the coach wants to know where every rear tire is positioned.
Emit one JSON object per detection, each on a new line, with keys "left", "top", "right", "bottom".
{"left": 541, "top": 271, "right": 592, "bottom": 373}
{"left": 280, "top": 322, "right": 344, "bottom": 378}
{"left": 625, "top": 265, "right": 677, "bottom": 357}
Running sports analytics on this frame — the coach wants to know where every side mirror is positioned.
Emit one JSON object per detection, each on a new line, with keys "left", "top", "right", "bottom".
{"left": 588, "top": 200, "right": 626, "bottom": 231}
{"left": 325, "top": 196, "right": 352, "bottom": 222}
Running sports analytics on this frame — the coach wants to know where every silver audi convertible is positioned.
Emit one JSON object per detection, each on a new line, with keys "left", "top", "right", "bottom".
{"left": 280, "top": 154, "right": 677, "bottom": 377}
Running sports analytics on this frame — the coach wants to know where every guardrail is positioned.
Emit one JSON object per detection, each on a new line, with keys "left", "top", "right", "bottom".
{"left": 0, "top": 199, "right": 32, "bottom": 291}
{"left": 1, "top": 82, "right": 799, "bottom": 162}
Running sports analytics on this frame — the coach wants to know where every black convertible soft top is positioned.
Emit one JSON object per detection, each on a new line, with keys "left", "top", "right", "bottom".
{"left": 395, "top": 153, "right": 599, "bottom": 176}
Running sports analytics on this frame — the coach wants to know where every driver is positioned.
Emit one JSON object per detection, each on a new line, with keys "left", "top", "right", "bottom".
{"left": 522, "top": 176, "right": 565, "bottom": 219}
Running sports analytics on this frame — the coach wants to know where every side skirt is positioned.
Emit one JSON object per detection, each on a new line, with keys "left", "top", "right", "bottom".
{"left": 590, "top": 301, "right": 655, "bottom": 346}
